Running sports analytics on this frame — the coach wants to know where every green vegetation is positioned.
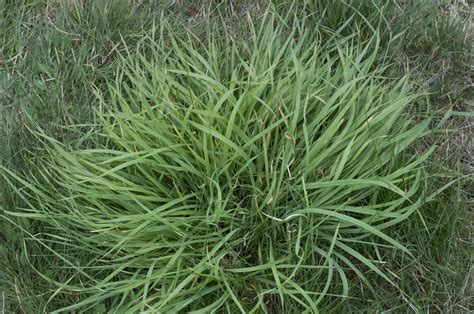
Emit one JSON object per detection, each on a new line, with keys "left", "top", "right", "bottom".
{"left": 1, "top": 0, "right": 472, "bottom": 312}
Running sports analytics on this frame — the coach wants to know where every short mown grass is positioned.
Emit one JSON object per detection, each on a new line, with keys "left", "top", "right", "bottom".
{"left": 1, "top": 0, "right": 472, "bottom": 312}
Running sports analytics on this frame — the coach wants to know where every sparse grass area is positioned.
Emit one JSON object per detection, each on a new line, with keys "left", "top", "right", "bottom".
{"left": 1, "top": 0, "right": 472, "bottom": 312}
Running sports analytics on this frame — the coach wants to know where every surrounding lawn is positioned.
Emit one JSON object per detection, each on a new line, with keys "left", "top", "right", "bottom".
{"left": 1, "top": 0, "right": 472, "bottom": 312}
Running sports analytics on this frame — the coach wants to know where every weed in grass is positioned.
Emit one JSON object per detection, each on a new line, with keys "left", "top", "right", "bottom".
{"left": 1, "top": 11, "right": 438, "bottom": 312}
{"left": 1, "top": 0, "right": 472, "bottom": 312}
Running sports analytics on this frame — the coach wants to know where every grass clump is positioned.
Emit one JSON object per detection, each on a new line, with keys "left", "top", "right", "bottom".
{"left": 1, "top": 12, "right": 437, "bottom": 312}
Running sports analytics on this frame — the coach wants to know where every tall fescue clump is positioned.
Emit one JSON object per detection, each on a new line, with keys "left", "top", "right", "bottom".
{"left": 1, "top": 13, "right": 433, "bottom": 312}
